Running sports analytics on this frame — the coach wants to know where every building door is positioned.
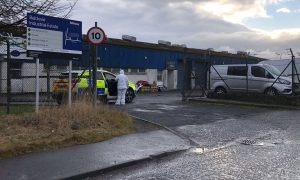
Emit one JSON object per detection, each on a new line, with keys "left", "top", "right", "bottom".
{"left": 167, "top": 70, "right": 175, "bottom": 89}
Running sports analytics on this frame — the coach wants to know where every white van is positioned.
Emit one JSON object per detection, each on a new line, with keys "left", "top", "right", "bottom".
{"left": 210, "top": 64, "right": 293, "bottom": 95}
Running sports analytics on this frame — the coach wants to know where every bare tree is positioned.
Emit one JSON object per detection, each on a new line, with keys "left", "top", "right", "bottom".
{"left": 0, "top": 0, "right": 78, "bottom": 36}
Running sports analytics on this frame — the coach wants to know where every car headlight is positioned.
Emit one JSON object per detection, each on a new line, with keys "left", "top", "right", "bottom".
{"left": 278, "top": 78, "right": 291, "bottom": 85}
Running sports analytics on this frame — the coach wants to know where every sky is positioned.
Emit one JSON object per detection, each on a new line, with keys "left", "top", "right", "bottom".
{"left": 71, "top": 0, "right": 300, "bottom": 60}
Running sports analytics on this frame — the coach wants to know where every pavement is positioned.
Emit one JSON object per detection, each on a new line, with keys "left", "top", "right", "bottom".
{"left": 0, "top": 129, "right": 190, "bottom": 180}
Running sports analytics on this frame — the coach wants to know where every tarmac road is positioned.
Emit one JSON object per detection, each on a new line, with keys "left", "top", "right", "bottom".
{"left": 94, "top": 91, "right": 300, "bottom": 179}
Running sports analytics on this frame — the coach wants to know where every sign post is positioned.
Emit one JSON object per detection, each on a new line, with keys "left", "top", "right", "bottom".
{"left": 26, "top": 13, "right": 82, "bottom": 111}
{"left": 35, "top": 57, "right": 39, "bottom": 113}
{"left": 68, "top": 60, "right": 72, "bottom": 108}
{"left": 87, "top": 22, "right": 106, "bottom": 106}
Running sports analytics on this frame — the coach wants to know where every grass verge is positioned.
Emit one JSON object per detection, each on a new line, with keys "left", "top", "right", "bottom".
{"left": 0, "top": 105, "right": 35, "bottom": 115}
{"left": 0, "top": 101, "right": 134, "bottom": 159}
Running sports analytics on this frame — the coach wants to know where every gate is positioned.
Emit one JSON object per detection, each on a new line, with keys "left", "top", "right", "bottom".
{"left": 178, "top": 59, "right": 210, "bottom": 101}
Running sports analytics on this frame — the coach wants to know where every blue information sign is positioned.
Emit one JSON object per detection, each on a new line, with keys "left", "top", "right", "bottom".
{"left": 26, "top": 13, "right": 82, "bottom": 59}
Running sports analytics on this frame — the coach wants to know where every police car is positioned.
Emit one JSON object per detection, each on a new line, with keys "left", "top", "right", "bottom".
{"left": 51, "top": 70, "right": 137, "bottom": 104}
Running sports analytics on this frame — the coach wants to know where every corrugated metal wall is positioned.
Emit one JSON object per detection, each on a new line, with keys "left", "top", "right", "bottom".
{"left": 39, "top": 42, "right": 261, "bottom": 68}
{"left": 96, "top": 44, "right": 184, "bottom": 69}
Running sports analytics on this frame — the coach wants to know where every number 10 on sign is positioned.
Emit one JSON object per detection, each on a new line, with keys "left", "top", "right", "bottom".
{"left": 87, "top": 26, "right": 106, "bottom": 45}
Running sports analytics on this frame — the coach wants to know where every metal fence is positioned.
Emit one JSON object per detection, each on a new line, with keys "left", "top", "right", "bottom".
{"left": 0, "top": 38, "right": 93, "bottom": 114}
{"left": 179, "top": 59, "right": 210, "bottom": 101}
{"left": 179, "top": 51, "right": 300, "bottom": 101}
{"left": 0, "top": 62, "right": 62, "bottom": 103}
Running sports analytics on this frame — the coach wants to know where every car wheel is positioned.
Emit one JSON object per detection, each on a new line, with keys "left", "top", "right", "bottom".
{"left": 99, "top": 95, "right": 108, "bottom": 103}
{"left": 56, "top": 94, "right": 67, "bottom": 105}
{"left": 265, "top": 88, "right": 277, "bottom": 96}
{"left": 125, "top": 88, "right": 134, "bottom": 103}
{"left": 215, "top": 87, "right": 226, "bottom": 95}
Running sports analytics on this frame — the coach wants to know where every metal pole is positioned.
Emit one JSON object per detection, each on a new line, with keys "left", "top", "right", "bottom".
{"left": 35, "top": 58, "right": 40, "bottom": 113}
{"left": 6, "top": 38, "right": 11, "bottom": 114}
{"left": 246, "top": 57, "right": 249, "bottom": 94}
{"left": 290, "top": 48, "right": 295, "bottom": 94}
{"left": 93, "top": 22, "right": 98, "bottom": 106}
{"left": 93, "top": 45, "right": 97, "bottom": 106}
{"left": 68, "top": 60, "right": 72, "bottom": 108}
{"left": 88, "top": 44, "right": 92, "bottom": 97}
{"left": 182, "top": 59, "right": 186, "bottom": 101}
{"left": 46, "top": 60, "right": 50, "bottom": 101}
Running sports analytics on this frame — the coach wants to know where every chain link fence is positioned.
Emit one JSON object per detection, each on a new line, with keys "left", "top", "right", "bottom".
{"left": 0, "top": 38, "right": 90, "bottom": 114}
{"left": 179, "top": 55, "right": 300, "bottom": 105}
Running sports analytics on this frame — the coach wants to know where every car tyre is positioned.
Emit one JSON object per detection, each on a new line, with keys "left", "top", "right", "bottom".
{"left": 265, "top": 87, "right": 278, "bottom": 96}
{"left": 214, "top": 87, "right": 227, "bottom": 95}
{"left": 125, "top": 88, "right": 134, "bottom": 103}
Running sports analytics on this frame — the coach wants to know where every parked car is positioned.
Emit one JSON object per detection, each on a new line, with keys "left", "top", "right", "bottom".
{"left": 51, "top": 70, "right": 137, "bottom": 104}
{"left": 210, "top": 64, "right": 296, "bottom": 95}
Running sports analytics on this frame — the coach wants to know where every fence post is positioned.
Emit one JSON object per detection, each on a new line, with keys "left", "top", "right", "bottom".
{"left": 46, "top": 60, "right": 51, "bottom": 101}
{"left": 290, "top": 48, "right": 295, "bottom": 94}
{"left": 6, "top": 38, "right": 11, "bottom": 114}
{"left": 246, "top": 57, "right": 249, "bottom": 94}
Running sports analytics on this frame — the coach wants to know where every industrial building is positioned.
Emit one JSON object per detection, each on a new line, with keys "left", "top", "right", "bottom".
{"left": 0, "top": 36, "right": 264, "bottom": 93}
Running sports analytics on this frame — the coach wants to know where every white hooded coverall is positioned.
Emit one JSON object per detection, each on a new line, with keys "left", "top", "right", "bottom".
{"left": 115, "top": 70, "right": 129, "bottom": 105}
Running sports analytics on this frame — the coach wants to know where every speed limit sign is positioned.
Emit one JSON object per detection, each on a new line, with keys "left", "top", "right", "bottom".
{"left": 87, "top": 26, "right": 106, "bottom": 45}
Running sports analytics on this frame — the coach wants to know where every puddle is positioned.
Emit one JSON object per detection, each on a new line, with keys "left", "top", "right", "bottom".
{"left": 191, "top": 147, "right": 205, "bottom": 154}
{"left": 183, "top": 114, "right": 197, "bottom": 118}
{"left": 156, "top": 104, "right": 180, "bottom": 110}
{"left": 132, "top": 108, "right": 163, "bottom": 113}
{"left": 253, "top": 142, "right": 276, "bottom": 147}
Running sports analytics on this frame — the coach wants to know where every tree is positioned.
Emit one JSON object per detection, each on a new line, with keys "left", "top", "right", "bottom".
{"left": 0, "top": 0, "right": 78, "bottom": 36}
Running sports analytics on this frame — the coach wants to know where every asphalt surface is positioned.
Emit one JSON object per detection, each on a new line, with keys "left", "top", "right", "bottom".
{"left": 94, "top": 91, "right": 300, "bottom": 180}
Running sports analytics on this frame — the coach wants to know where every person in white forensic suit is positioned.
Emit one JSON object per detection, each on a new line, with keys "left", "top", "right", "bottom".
{"left": 115, "top": 69, "right": 129, "bottom": 105}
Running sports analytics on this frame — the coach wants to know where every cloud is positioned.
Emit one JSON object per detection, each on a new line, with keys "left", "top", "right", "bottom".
{"left": 276, "top": 7, "right": 291, "bottom": 13}
{"left": 196, "top": 0, "right": 271, "bottom": 24}
{"left": 72, "top": 0, "right": 300, "bottom": 59}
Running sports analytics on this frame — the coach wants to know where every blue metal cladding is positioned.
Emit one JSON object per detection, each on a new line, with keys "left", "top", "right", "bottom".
{"left": 95, "top": 43, "right": 184, "bottom": 69}
{"left": 40, "top": 42, "right": 260, "bottom": 68}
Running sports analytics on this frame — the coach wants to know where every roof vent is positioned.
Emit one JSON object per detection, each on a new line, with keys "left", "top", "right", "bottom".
{"left": 158, "top": 40, "right": 171, "bottom": 46}
{"left": 172, "top": 44, "right": 181, "bottom": 47}
{"left": 237, "top": 51, "right": 248, "bottom": 56}
{"left": 122, "top": 35, "right": 136, "bottom": 42}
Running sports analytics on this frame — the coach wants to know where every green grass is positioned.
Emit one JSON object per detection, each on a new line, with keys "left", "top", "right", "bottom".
{"left": 0, "top": 105, "right": 35, "bottom": 115}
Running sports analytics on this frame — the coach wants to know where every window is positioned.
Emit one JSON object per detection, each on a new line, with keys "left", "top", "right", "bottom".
{"left": 131, "top": 68, "right": 138, "bottom": 73}
{"left": 103, "top": 72, "right": 115, "bottom": 80}
{"left": 10, "top": 62, "right": 22, "bottom": 79}
{"left": 96, "top": 71, "right": 104, "bottom": 80}
{"left": 111, "top": 68, "right": 119, "bottom": 73}
{"left": 251, "top": 66, "right": 266, "bottom": 78}
{"left": 139, "top": 68, "right": 146, "bottom": 73}
{"left": 228, "top": 66, "right": 248, "bottom": 76}
{"left": 56, "top": 65, "right": 67, "bottom": 71}
{"left": 157, "top": 70, "right": 162, "bottom": 81}
{"left": 130, "top": 68, "right": 146, "bottom": 73}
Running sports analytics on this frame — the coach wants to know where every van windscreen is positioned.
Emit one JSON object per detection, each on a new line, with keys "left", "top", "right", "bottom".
{"left": 264, "top": 65, "right": 282, "bottom": 76}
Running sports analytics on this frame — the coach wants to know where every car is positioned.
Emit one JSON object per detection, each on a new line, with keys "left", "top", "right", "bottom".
{"left": 210, "top": 64, "right": 297, "bottom": 96}
{"left": 51, "top": 69, "right": 137, "bottom": 104}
